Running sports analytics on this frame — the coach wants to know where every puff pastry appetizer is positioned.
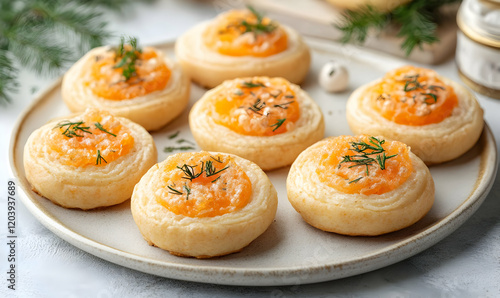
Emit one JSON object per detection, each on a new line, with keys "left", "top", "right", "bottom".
{"left": 287, "top": 135, "right": 435, "bottom": 236}
{"left": 346, "top": 65, "right": 484, "bottom": 164}
{"left": 62, "top": 37, "right": 190, "bottom": 131}
{"left": 23, "top": 109, "right": 157, "bottom": 210}
{"left": 175, "top": 7, "right": 311, "bottom": 88}
{"left": 131, "top": 151, "right": 278, "bottom": 258}
{"left": 189, "top": 77, "right": 325, "bottom": 170}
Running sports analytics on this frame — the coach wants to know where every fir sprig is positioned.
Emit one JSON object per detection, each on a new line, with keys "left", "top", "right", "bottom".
{"left": 0, "top": 50, "right": 18, "bottom": 105}
{"left": 0, "top": 0, "right": 142, "bottom": 105}
{"left": 336, "top": 0, "right": 460, "bottom": 56}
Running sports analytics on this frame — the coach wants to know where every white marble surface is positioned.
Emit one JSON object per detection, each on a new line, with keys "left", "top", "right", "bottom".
{"left": 1, "top": 0, "right": 500, "bottom": 296}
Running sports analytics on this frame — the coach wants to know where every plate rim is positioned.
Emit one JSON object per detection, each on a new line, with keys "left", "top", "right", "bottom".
{"left": 9, "top": 39, "right": 499, "bottom": 286}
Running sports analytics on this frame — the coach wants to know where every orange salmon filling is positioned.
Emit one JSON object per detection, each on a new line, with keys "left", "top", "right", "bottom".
{"left": 203, "top": 9, "right": 288, "bottom": 57}
{"left": 86, "top": 46, "right": 171, "bottom": 100}
{"left": 317, "top": 135, "right": 413, "bottom": 195}
{"left": 48, "top": 110, "right": 134, "bottom": 167}
{"left": 368, "top": 66, "right": 458, "bottom": 126}
{"left": 211, "top": 77, "right": 300, "bottom": 136}
{"left": 156, "top": 152, "right": 252, "bottom": 218}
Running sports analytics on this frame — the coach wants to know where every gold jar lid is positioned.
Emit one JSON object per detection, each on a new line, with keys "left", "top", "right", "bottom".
{"left": 457, "top": 0, "right": 500, "bottom": 48}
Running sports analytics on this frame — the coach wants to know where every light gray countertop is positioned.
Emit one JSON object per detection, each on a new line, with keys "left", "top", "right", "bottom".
{"left": 1, "top": 1, "right": 499, "bottom": 297}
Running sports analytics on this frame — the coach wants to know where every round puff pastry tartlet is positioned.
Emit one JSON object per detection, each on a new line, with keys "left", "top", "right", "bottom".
{"left": 131, "top": 151, "right": 278, "bottom": 258}
{"left": 175, "top": 7, "right": 310, "bottom": 88}
{"left": 346, "top": 65, "right": 484, "bottom": 164}
{"left": 189, "top": 76, "right": 325, "bottom": 171}
{"left": 23, "top": 109, "right": 157, "bottom": 210}
{"left": 62, "top": 38, "right": 190, "bottom": 131}
{"left": 287, "top": 135, "right": 435, "bottom": 236}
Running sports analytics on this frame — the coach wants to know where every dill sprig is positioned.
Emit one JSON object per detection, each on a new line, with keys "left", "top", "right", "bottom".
{"left": 94, "top": 122, "right": 116, "bottom": 137}
{"left": 338, "top": 137, "right": 397, "bottom": 183}
{"left": 242, "top": 5, "right": 277, "bottom": 35}
{"left": 241, "top": 81, "right": 266, "bottom": 88}
{"left": 167, "top": 184, "right": 183, "bottom": 195}
{"left": 176, "top": 156, "right": 230, "bottom": 182}
{"left": 95, "top": 149, "right": 107, "bottom": 165}
{"left": 248, "top": 98, "right": 266, "bottom": 114}
{"left": 167, "top": 183, "right": 192, "bottom": 200}
{"left": 401, "top": 74, "right": 442, "bottom": 105}
{"left": 205, "top": 160, "right": 230, "bottom": 180}
{"left": 274, "top": 101, "right": 294, "bottom": 109}
{"left": 177, "top": 164, "right": 203, "bottom": 181}
{"left": 164, "top": 146, "right": 195, "bottom": 153}
{"left": 270, "top": 118, "right": 286, "bottom": 132}
{"left": 336, "top": 0, "right": 460, "bottom": 56}
{"left": 114, "top": 36, "right": 142, "bottom": 81}
{"left": 168, "top": 131, "right": 180, "bottom": 139}
{"left": 55, "top": 121, "right": 92, "bottom": 138}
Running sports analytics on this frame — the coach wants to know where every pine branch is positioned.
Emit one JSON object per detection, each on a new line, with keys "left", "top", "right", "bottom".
{"left": 392, "top": 3, "right": 439, "bottom": 56}
{"left": 336, "top": 0, "right": 461, "bottom": 56}
{"left": 6, "top": 25, "right": 73, "bottom": 75}
{"left": 0, "top": 50, "right": 19, "bottom": 105}
{"left": 29, "top": 2, "right": 112, "bottom": 52}
{"left": 0, "top": 0, "right": 143, "bottom": 105}
{"left": 336, "top": 6, "right": 388, "bottom": 44}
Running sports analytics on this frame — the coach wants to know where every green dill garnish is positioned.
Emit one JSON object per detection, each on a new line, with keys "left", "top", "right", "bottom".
{"left": 175, "top": 157, "right": 230, "bottom": 183}
{"left": 241, "top": 81, "right": 266, "bottom": 88}
{"left": 96, "top": 150, "right": 107, "bottom": 165}
{"left": 248, "top": 98, "right": 266, "bottom": 114}
{"left": 399, "top": 74, "right": 444, "bottom": 106}
{"left": 164, "top": 146, "right": 195, "bottom": 153}
{"left": 273, "top": 101, "right": 294, "bottom": 109}
{"left": 422, "top": 93, "right": 437, "bottom": 105}
{"left": 403, "top": 74, "right": 421, "bottom": 92}
{"left": 56, "top": 121, "right": 92, "bottom": 138}
{"left": 167, "top": 185, "right": 183, "bottom": 195}
{"left": 348, "top": 177, "right": 363, "bottom": 184}
{"left": 114, "top": 36, "right": 142, "bottom": 81}
{"left": 168, "top": 131, "right": 180, "bottom": 139}
{"left": 234, "top": 89, "right": 244, "bottom": 96}
{"left": 94, "top": 122, "right": 116, "bottom": 137}
{"left": 183, "top": 184, "right": 191, "bottom": 200}
{"left": 205, "top": 160, "right": 230, "bottom": 179}
{"left": 338, "top": 137, "right": 397, "bottom": 183}
{"left": 242, "top": 5, "right": 277, "bottom": 35}
{"left": 176, "top": 139, "right": 195, "bottom": 145}
{"left": 177, "top": 164, "right": 203, "bottom": 181}
{"left": 428, "top": 85, "right": 445, "bottom": 91}
{"left": 210, "top": 155, "right": 223, "bottom": 163}
{"left": 270, "top": 118, "right": 286, "bottom": 131}
{"left": 284, "top": 94, "right": 295, "bottom": 99}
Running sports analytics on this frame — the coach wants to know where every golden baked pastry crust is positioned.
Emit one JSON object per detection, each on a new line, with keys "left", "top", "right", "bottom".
{"left": 189, "top": 77, "right": 325, "bottom": 171}
{"left": 286, "top": 136, "right": 435, "bottom": 236}
{"left": 175, "top": 22, "right": 310, "bottom": 88}
{"left": 131, "top": 152, "right": 278, "bottom": 258}
{"left": 23, "top": 111, "right": 157, "bottom": 210}
{"left": 62, "top": 46, "right": 190, "bottom": 131}
{"left": 346, "top": 75, "right": 484, "bottom": 165}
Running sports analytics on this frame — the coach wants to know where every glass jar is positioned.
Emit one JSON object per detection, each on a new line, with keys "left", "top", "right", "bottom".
{"left": 456, "top": 0, "right": 500, "bottom": 99}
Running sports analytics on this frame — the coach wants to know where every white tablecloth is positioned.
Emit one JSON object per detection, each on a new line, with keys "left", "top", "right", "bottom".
{"left": 1, "top": 1, "right": 499, "bottom": 297}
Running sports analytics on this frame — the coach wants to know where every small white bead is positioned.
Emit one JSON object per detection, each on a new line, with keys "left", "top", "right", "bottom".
{"left": 318, "top": 61, "right": 349, "bottom": 93}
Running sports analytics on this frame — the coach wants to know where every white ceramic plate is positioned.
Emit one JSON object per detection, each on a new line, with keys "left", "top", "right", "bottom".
{"left": 9, "top": 39, "right": 498, "bottom": 286}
